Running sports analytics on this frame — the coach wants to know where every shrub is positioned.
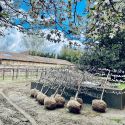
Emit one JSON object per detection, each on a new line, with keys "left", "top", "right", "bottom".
{"left": 59, "top": 47, "right": 82, "bottom": 63}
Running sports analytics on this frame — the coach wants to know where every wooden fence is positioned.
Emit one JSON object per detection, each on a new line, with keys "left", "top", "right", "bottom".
{"left": 0, "top": 67, "right": 43, "bottom": 80}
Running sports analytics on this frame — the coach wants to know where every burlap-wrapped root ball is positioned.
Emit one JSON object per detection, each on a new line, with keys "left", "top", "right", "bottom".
{"left": 44, "top": 97, "right": 57, "bottom": 110}
{"left": 67, "top": 100, "right": 82, "bottom": 114}
{"left": 54, "top": 94, "right": 65, "bottom": 108}
{"left": 30, "top": 89, "right": 39, "bottom": 98}
{"left": 70, "top": 97, "right": 83, "bottom": 105}
{"left": 36, "top": 92, "right": 47, "bottom": 105}
{"left": 92, "top": 99, "right": 107, "bottom": 113}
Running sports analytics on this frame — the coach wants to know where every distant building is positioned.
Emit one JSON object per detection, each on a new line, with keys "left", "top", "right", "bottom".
{"left": 0, "top": 52, "right": 74, "bottom": 67}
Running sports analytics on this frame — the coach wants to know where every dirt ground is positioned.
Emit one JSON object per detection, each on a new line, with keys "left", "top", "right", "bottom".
{"left": 0, "top": 81, "right": 125, "bottom": 125}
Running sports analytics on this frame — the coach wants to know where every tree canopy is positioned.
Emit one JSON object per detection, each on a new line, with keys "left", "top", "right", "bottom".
{"left": 86, "top": 0, "right": 125, "bottom": 41}
{"left": 78, "top": 0, "right": 125, "bottom": 70}
{"left": 0, "top": 0, "right": 87, "bottom": 39}
{"left": 0, "top": 0, "right": 125, "bottom": 40}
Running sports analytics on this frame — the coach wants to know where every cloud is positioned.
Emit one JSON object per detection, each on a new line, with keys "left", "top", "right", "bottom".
{"left": 0, "top": 28, "right": 85, "bottom": 54}
{"left": 0, "top": 28, "right": 26, "bottom": 52}
{"left": 42, "top": 40, "right": 65, "bottom": 54}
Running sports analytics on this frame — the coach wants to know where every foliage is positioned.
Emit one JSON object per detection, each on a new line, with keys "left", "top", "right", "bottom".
{"left": 78, "top": 0, "right": 125, "bottom": 70}
{"left": 1, "top": 0, "right": 125, "bottom": 41}
{"left": 29, "top": 47, "right": 82, "bottom": 63}
{"left": 86, "top": 0, "right": 125, "bottom": 41}
{"left": 29, "top": 51, "right": 56, "bottom": 58}
{"left": 79, "top": 30, "right": 125, "bottom": 70}
{"left": 117, "top": 83, "right": 125, "bottom": 90}
{"left": 58, "top": 47, "right": 82, "bottom": 63}
{"left": 0, "top": 0, "right": 87, "bottom": 39}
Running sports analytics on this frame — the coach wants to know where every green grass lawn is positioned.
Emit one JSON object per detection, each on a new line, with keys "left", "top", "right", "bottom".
{"left": 117, "top": 83, "right": 125, "bottom": 90}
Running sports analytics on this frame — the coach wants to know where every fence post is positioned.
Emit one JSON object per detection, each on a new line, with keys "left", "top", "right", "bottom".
{"left": 12, "top": 68, "right": 14, "bottom": 80}
{"left": 16, "top": 68, "right": 19, "bottom": 79}
{"left": 36, "top": 68, "right": 39, "bottom": 78}
{"left": 2, "top": 68, "right": 5, "bottom": 80}
{"left": 26, "top": 69, "right": 28, "bottom": 79}
{"left": 27, "top": 69, "right": 29, "bottom": 78}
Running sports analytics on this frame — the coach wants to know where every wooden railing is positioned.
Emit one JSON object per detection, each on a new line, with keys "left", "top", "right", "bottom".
{"left": 0, "top": 67, "right": 43, "bottom": 80}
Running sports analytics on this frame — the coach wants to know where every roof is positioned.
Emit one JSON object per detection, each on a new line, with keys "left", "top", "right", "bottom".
{"left": 0, "top": 52, "right": 74, "bottom": 66}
